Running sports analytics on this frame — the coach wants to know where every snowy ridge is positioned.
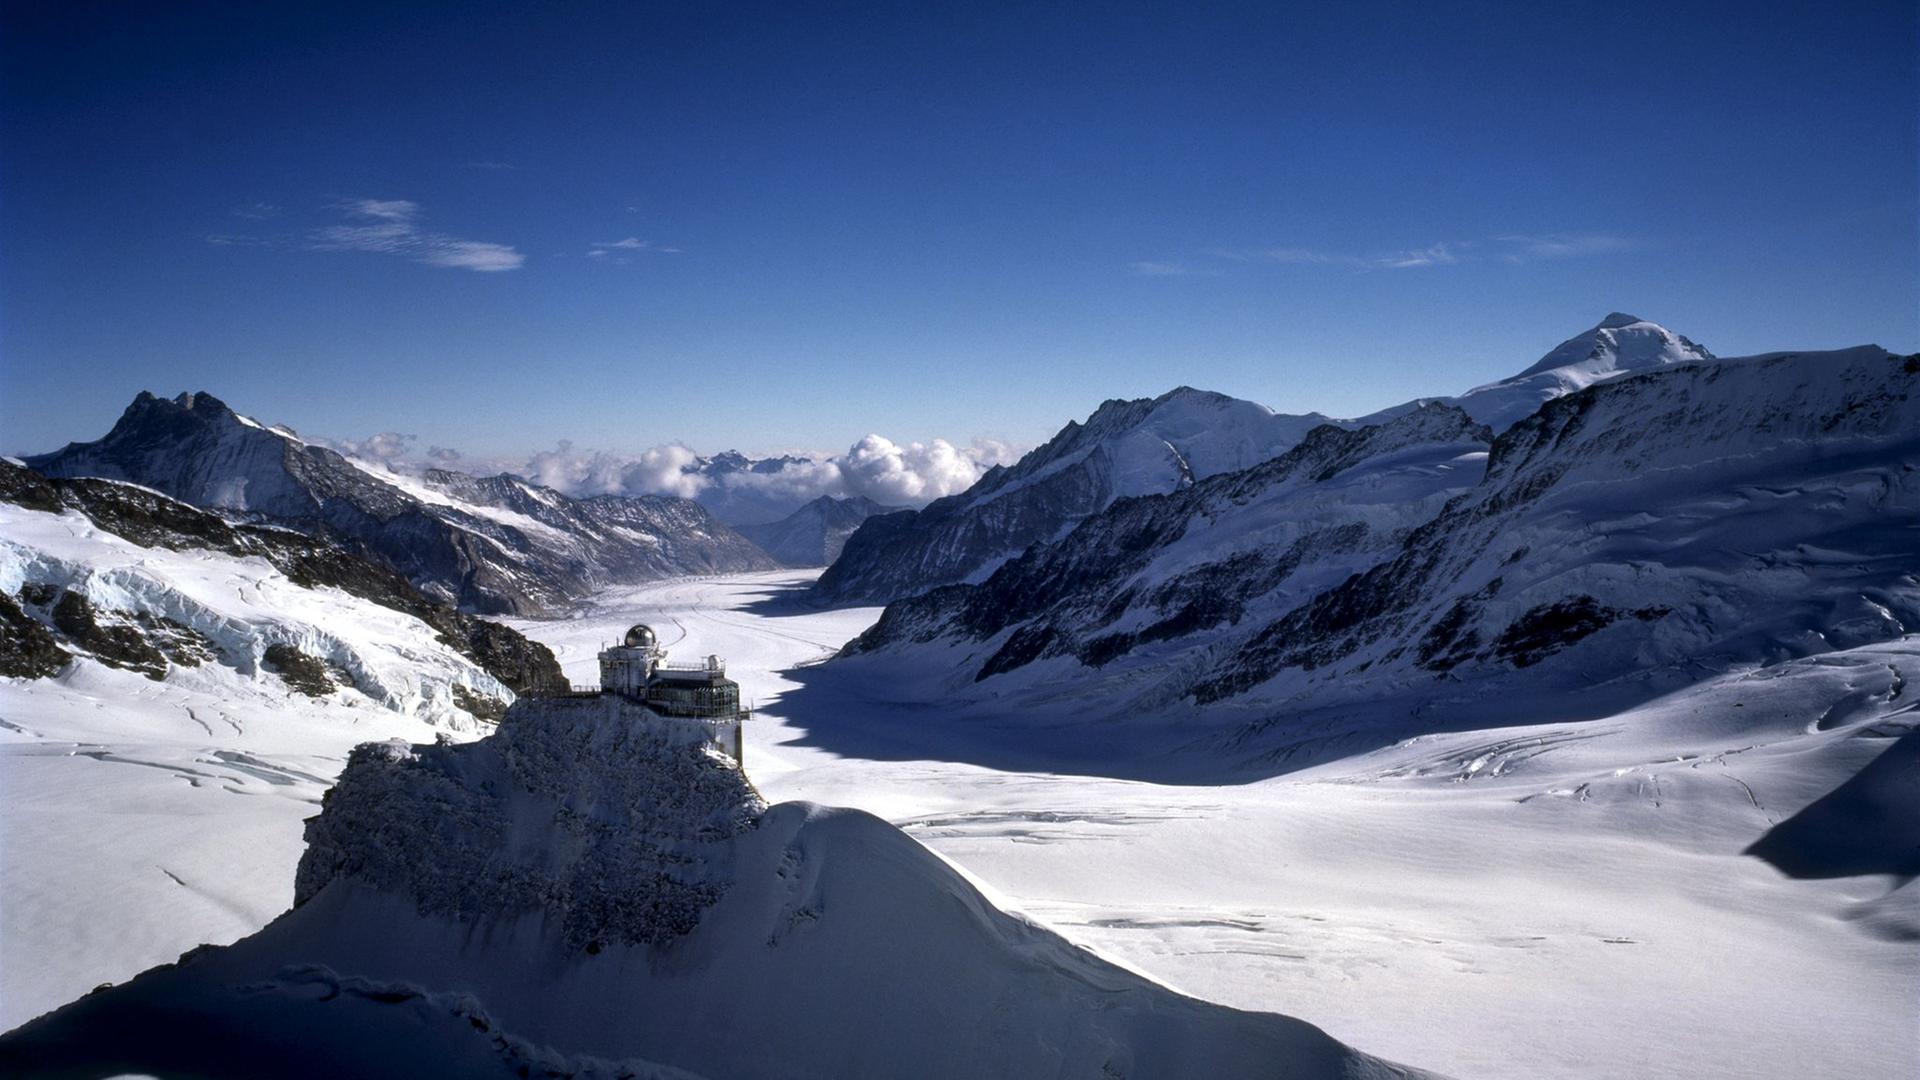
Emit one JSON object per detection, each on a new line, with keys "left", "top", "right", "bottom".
{"left": 1449, "top": 312, "right": 1716, "bottom": 431}
{"left": 1, "top": 695, "right": 1438, "bottom": 1080}
{"left": 816, "top": 387, "right": 1370, "bottom": 605}
{"left": 0, "top": 500, "right": 518, "bottom": 728}
{"left": 26, "top": 392, "right": 779, "bottom": 615}
{"left": 840, "top": 345, "right": 1919, "bottom": 752}
{"left": 815, "top": 315, "right": 1716, "bottom": 607}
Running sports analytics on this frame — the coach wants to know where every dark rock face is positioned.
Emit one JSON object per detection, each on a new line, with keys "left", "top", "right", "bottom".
{"left": 0, "top": 592, "right": 70, "bottom": 678}
{"left": 1489, "top": 597, "right": 1670, "bottom": 669}
{"left": 295, "top": 696, "right": 762, "bottom": 950}
{"left": 25, "top": 392, "right": 778, "bottom": 615}
{"left": 449, "top": 684, "right": 507, "bottom": 724}
{"left": 263, "top": 643, "right": 335, "bottom": 697}
{"left": 51, "top": 591, "right": 169, "bottom": 680}
{"left": 0, "top": 459, "right": 563, "bottom": 693}
{"left": 736, "top": 495, "right": 903, "bottom": 568}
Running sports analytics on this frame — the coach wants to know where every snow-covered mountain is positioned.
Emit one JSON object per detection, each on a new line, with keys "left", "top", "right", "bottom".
{"left": 0, "top": 694, "right": 1436, "bottom": 1080}
{"left": 735, "top": 494, "right": 902, "bottom": 567}
{"left": 1447, "top": 312, "right": 1716, "bottom": 431}
{"left": 0, "top": 459, "right": 566, "bottom": 1022}
{"left": 687, "top": 449, "right": 821, "bottom": 524}
{"left": 815, "top": 314, "right": 1723, "bottom": 607}
{"left": 0, "top": 459, "right": 559, "bottom": 705}
{"left": 25, "top": 392, "right": 779, "bottom": 615}
{"left": 815, "top": 387, "right": 1381, "bottom": 604}
{"left": 842, "top": 345, "right": 1920, "bottom": 740}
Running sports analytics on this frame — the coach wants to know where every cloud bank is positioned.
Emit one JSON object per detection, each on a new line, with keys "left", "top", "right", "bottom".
{"left": 515, "top": 434, "right": 1020, "bottom": 512}
{"left": 339, "top": 431, "right": 1025, "bottom": 521}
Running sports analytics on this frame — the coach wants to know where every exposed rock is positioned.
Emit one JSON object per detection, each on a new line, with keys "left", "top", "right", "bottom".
{"left": 449, "top": 684, "right": 507, "bottom": 725}
{"left": 0, "top": 591, "right": 69, "bottom": 678}
{"left": 51, "top": 591, "right": 168, "bottom": 680}
{"left": 264, "top": 643, "right": 335, "bottom": 697}
{"left": 296, "top": 695, "right": 762, "bottom": 949}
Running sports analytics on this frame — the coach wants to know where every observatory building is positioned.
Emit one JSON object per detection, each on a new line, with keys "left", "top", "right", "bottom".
{"left": 596, "top": 624, "right": 750, "bottom": 762}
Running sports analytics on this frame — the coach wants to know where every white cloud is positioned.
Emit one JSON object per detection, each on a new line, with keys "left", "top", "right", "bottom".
{"left": 1493, "top": 233, "right": 1632, "bottom": 261}
{"left": 317, "top": 430, "right": 417, "bottom": 462}
{"left": 588, "top": 237, "right": 682, "bottom": 259}
{"left": 419, "top": 240, "right": 525, "bottom": 272}
{"left": 344, "top": 198, "right": 419, "bottom": 222}
{"left": 310, "top": 198, "right": 524, "bottom": 272}
{"left": 1197, "top": 233, "right": 1626, "bottom": 273}
{"left": 493, "top": 433, "right": 1022, "bottom": 510}
{"left": 1378, "top": 242, "right": 1459, "bottom": 269}
{"left": 1126, "top": 260, "right": 1204, "bottom": 277}
{"left": 338, "top": 427, "right": 1027, "bottom": 516}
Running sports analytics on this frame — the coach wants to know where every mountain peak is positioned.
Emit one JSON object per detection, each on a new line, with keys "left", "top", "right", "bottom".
{"left": 124, "top": 389, "right": 238, "bottom": 421}
{"left": 1512, "top": 314, "right": 1713, "bottom": 381}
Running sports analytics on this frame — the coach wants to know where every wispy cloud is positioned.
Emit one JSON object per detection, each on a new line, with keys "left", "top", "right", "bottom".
{"left": 587, "top": 236, "right": 683, "bottom": 261}
{"left": 310, "top": 198, "right": 524, "bottom": 272}
{"left": 1171, "top": 232, "right": 1629, "bottom": 276}
{"left": 1492, "top": 233, "right": 1632, "bottom": 262}
{"left": 1212, "top": 241, "right": 1463, "bottom": 270}
{"left": 463, "top": 160, "right": 517, "bottom": 171}
{"left": 232, "top": 201, "right": 282, "bottom": 220}
{"left": 1126, "top": 259, "right": 1205, "bottom": 277}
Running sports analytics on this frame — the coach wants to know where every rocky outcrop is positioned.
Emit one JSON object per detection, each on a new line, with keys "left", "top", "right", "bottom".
{"left": 295, "top": 696, "right": 763, "bottom": 951}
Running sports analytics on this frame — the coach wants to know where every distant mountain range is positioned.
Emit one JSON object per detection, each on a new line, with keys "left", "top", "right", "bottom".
{"left": 815, "top": 314, "right": 1726, "bottom": 607}
{"left": 25, "top": 392, "right": 781, "bottom": 615}
{"left": 737, "top": 494, "right": 904, "bottom": 567}
{"left": 838, "top": 319, "right": 1920, "bottom": 738}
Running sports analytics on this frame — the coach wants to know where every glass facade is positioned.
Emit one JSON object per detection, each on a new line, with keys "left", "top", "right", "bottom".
{"left": 641, "top": 677, "right": 742, "bottom": 719}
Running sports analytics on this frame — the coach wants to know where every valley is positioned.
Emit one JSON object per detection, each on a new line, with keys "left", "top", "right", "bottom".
{"left": 510, "top": 571, "right": 1918, "bottom": 1080}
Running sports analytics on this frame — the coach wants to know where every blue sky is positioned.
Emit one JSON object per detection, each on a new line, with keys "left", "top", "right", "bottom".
{"left": 4, "top": 0, "right": 1914, "bottom": 465}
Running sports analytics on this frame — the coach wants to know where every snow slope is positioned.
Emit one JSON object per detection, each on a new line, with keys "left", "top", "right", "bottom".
{"left": 1, "top": 694, "right": 1435, "bottom": 1080}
